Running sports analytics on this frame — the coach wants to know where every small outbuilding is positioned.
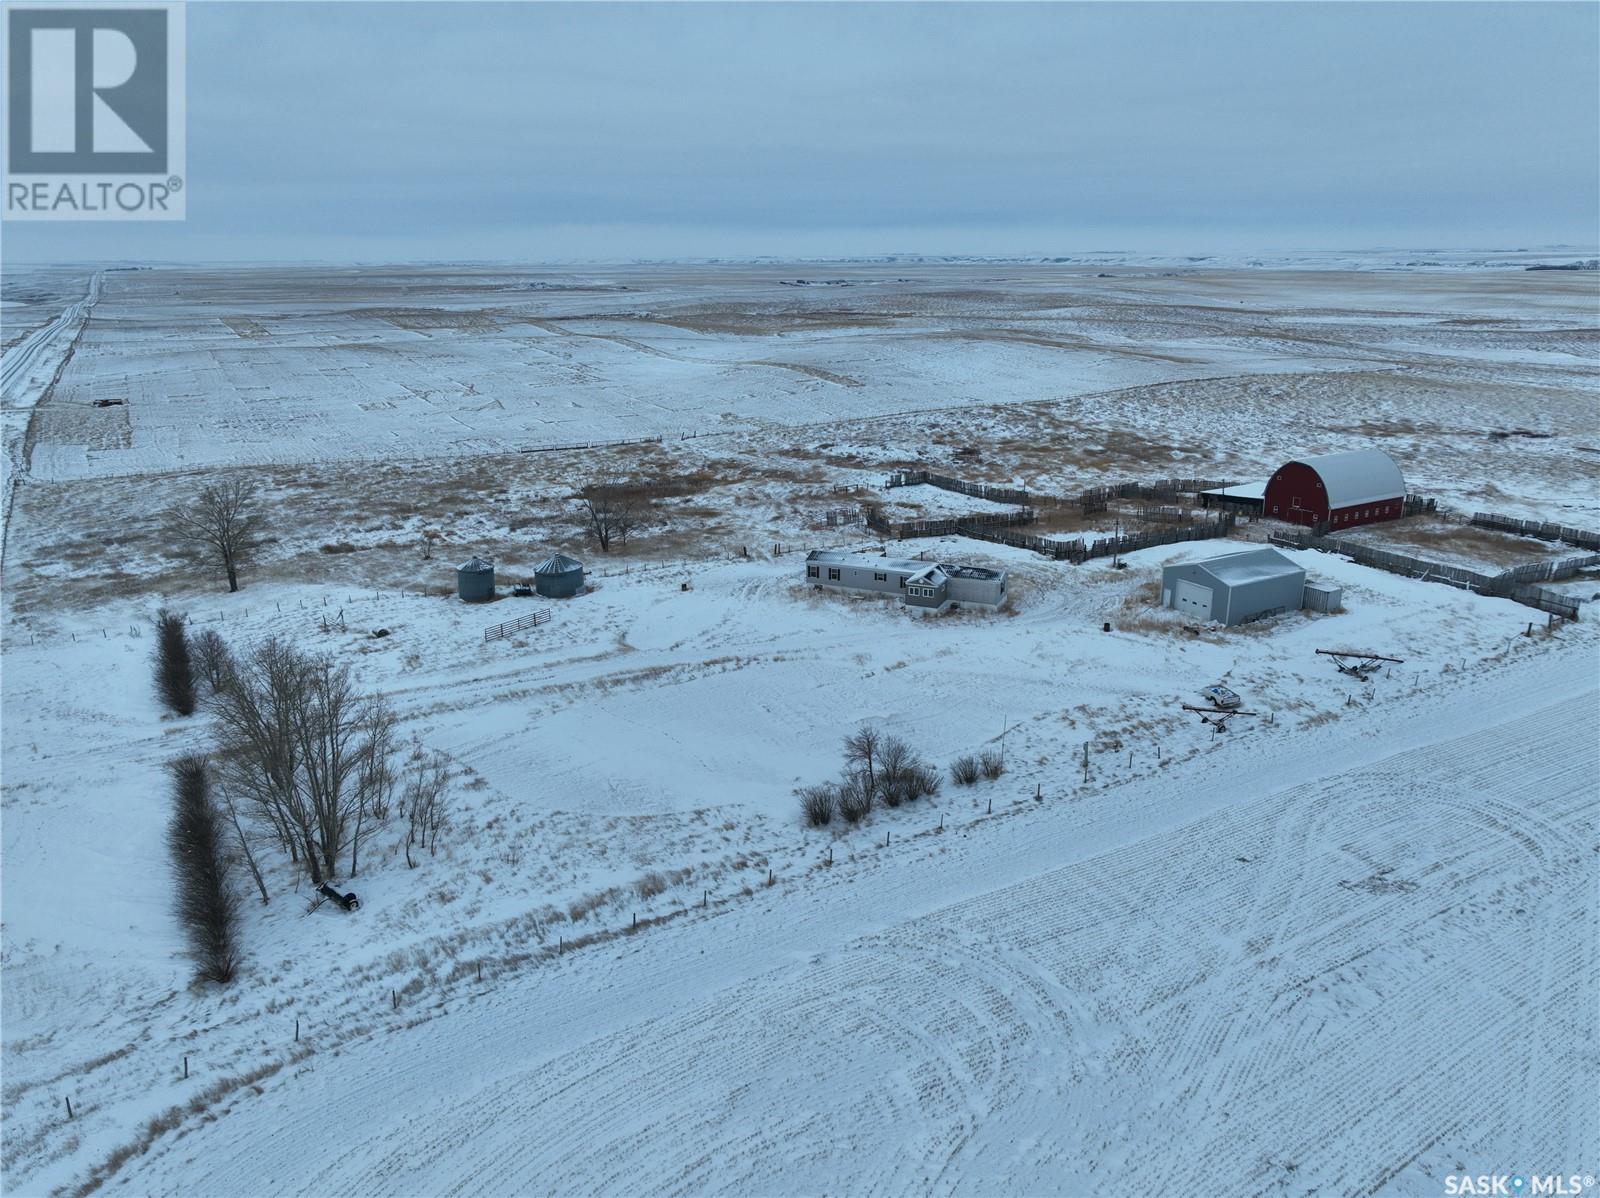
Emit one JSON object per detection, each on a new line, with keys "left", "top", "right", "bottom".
{"left": 1263, "top": 449, "right": 1405, "bottom": 530}
{"left": 1302, "top": 580, "right": 1343, "bottom": 614}
{"left": 1161, "top": 547, "right": 1306, "bottom": 626}
{"left": 533, "top": 553, "right": 585, "bottom": 598}
{"left": 456, "top": 555, "right": 496, "bottom": 603}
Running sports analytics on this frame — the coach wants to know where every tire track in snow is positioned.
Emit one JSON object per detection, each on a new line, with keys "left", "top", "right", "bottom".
{"left": 90, "top": 671, "right": 1599, "bottom": 1197}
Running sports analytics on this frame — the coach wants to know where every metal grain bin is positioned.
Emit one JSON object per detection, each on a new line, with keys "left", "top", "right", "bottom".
{"left": 533, "top": 553, "right": 585, "bottom": 598}
{"left": 456, "top": 555, "right": 496, "bottom": 602}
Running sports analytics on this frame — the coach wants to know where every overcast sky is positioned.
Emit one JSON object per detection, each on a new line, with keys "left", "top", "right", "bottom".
{"left": 8, "top": 1, "right": 1599, "bottom": 263}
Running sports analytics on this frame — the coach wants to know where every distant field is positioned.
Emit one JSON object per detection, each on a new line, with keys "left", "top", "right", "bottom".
{"left": 5, "top": 263, "right": 1595, "bottom": 523}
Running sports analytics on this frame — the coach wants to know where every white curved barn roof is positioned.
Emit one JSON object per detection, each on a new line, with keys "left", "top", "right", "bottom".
{"left": 1292, "top": 450, "right": 1404, "bottom": 509}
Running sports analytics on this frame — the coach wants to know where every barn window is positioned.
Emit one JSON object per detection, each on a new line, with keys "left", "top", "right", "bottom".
{"left": 807, "top": 565, "right": 819, "bottom": 578}
{"left": 874, "top": 572, "right": 886, "bottom": 582}
{"left": 827, "top": 568, "right": 840, "bottom": 581}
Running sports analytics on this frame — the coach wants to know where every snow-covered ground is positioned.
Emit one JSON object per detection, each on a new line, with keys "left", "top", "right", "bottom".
{"left": 2, "top": 261, "right": 1597, "bottom": 1196}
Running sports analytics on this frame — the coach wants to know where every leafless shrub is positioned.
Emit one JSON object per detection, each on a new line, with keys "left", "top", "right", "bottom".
{"left": 167, "top": 755, "right": 239, "bottom": 984}
{"left": 798, "top": 782, "right": 836, "bottom": 826}
{"left": 950, "top": 754, "right": 981, "bottom": 786}
{"left": 635, "top": 871, "right": 669, "bottom": 900}
{"left": 837, "top": 771, "right": 874, "bottom": 823}
{"left": 153, "top": 609, "right": 196, "bottom": 716}
{"left": 319, "top": 542, "right": 358, "bottom": 555}
{"left": 979, "top": 749, "right": 1006, "bottom": 780}
{"left": 907, "top": 762, "right": 942, "bottom": 798}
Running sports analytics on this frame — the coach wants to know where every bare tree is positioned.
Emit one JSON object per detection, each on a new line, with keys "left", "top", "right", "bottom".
{"left": 349, "top": 701, "right": 398, "bottom": 877}
{"left": 401, "top": 744, "right": 451, "bottom": 867}
{"left": 209, "top": 638, "right": 312, "bottom": 865}
{"left": 207, "top": 637, "right": 396, "bottom": 884}
{"left": 168, "top": 477, "right": 267, "bottom": 593}
{"left": 576, "top": 477, "right": 639, "bottom": 553}
{"left": 217, "top": 780, "right": 270, "bottom": 905}
{"left": 192, "top": 628, "right": 234, "bottom": 694}
{"left": 843, "top": 725, "right": 883, "bottom": 791}
{"left": 420, "top": 529, "right": 442, "bottom": 561}
{"left": 876, "top": 736, "right": 911, "bottom": 798}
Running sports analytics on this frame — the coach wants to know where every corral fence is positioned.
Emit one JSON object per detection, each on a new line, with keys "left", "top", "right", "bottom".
{"left": 484, "top": 608, "right": 552, "bottom": 643}
{"left": 1470, "top": 511, "right": 1600, "bottom": 552}
{"left": 1268, "top": 530, "right": 1588, "bottom": 621}
{"left": 864, "top": 506, "right": 1037, "bottom": 540}
{"left": 1078, "top": 478, "right": 1234, "bottom": 513}
{"left": 872, "top": 508, "right": 1237, "bottom": 564}
{"left": 1136, "top": 504, "right": 1198, "bottom": 525}
{"left": 885, "top": 470, "right": 1033, "bottom": 505}
{"left": 824, "top": 507, "right": 864, "bottom": 528}
{"left": 1403, "top": 494, "right": 1436, "bottom": 517}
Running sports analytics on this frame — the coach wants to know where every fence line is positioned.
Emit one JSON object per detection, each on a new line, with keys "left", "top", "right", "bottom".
{"left": 864, "top": 506, "right": 1037, "bottom": 540}
{"left": 1268, "top": 530, "right": 1585, "bottom": 620}
{"left": 885, "top": 470, "right": 1033, "bottom": 505}
{"left": 1078, "top": 478, "right": 1234, "bottom": 512}
{"left": 868, "top": 503, "right": 1236, "bottom": 564}
{"left": 1470, "top": 511, "right": 1600, "bottom": 552}
{"left": 885, "top": 466, "right": 1238, "bottom": 515}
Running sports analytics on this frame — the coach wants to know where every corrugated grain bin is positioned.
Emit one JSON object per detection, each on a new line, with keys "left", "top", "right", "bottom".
{"left": 533, "top": 553, "right": 585, "bottom": 598}
{"left": 456, "top": 555, "right": 496, "bottom": 602}
{"left": 1303, "top": 580, "right": 1343, "bottom": 613}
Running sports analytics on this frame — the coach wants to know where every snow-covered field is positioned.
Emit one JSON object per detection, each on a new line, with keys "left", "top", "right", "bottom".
{"left": 2, "top": 261, "right": 1597, "bottom": 1196}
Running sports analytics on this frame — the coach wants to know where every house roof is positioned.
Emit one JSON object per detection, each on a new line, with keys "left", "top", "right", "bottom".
{"left": 534, "top": 553, "right": 583, "bottom": 575}
{"left": 806, "top": 549, "right": 937, "bottom": 574}
{"left": 805, "top": 549, "right": 1006, "bottom": 582}
{"left": 1288, "top": 449, "right": 1405, "bottom": 509}
{"left": 457, "top": 555, "right": 494, "bottom": 573}
{"left": 1189, "top": 547, "right": 1304, "bottom": 586}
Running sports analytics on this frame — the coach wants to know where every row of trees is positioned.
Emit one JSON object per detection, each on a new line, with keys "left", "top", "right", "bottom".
{"left": 153, "top": 617, "right": 454, "bottom": 950}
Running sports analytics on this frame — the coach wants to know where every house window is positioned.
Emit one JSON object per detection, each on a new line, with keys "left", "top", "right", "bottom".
{"left": 807, "top": 565, "right": 819, "bottom": 578}
{"left": 874, "top": 572, "right": 887, "bottom": 582}
{"left": 827, "top": 568, "right": 840, "bottom": 581}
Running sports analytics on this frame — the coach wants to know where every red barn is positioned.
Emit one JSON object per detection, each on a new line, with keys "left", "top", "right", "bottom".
{"left": 1264, "top": 449, "right": 1405, "bottom": 530}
